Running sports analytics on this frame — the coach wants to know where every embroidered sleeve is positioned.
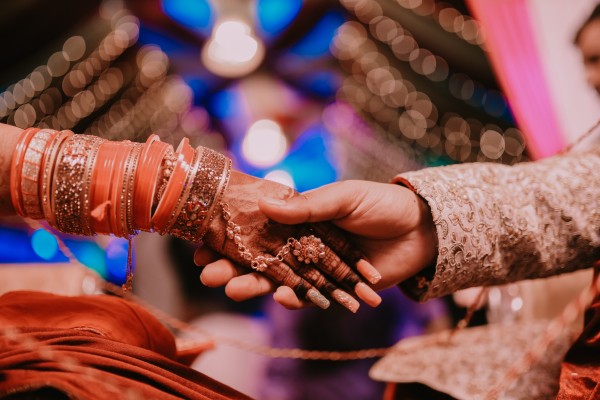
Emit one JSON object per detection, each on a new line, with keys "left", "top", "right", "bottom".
{"left": 394, "top": 149, "right": 600, "bottom": 301}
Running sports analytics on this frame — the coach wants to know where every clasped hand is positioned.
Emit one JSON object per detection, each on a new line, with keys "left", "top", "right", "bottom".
{"left": 195, "top": 173, "right": 437, "bottom": 312}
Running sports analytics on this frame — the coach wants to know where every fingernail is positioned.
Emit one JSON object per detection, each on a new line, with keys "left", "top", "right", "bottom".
{"left": 332, "top": 289, "right": 360, "bottom": 313}
{"left": 355, "top": 282, "right": 382, "bottom": 307}
{"left": 357, "top": 259, "right": 381, "bottom": 285}
{"left": 307, "top": 288, "right": 330, "bottom": 309}
{"left": 262, "top": 197, "right": 287, "bottom": 206}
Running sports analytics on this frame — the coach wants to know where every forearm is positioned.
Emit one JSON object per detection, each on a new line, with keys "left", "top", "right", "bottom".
{"left": 0, "top": 123, "right": 23, "bottom": 216}
{"left": 396, "top": 149, "right": 600, "bottom": 301}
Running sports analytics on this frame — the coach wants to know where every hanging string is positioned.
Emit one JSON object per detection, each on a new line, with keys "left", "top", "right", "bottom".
{"left": 122, "top": 236, "right": 134, "bottom": 292}
{"left": 447, "top": 286, "right": 489, "bottom": 342}
{"left": 562, "top": 118, "right": 600, "bottom": 154}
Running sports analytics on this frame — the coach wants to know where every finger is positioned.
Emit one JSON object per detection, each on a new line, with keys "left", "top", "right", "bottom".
{"left": 310, "top": 222, "right": 382, "bottom": 285}
{"left": 288, "top": 230, "right": 381, "bottom": 308}
{"left": 260, "top": 259, "right": 331, "bottom": 310}
{"left": 356, "top": 259, "right": 381, "bottom": 285}
{"left": 259, "top": 181, "right": 357, "bottom": 225}
{"left": 273, "top": 286, "right": 309, "bottom": 310}
{"left": 225, "top": 272, "right": 278, "bottom": 302}
{"left": 194, "top": 246, "right": 221, "bottom": 267}
{"left": 291, "top": 258, "right": 361, "bottom": 313}
{"left": 200, "top": 259, "right": 245, "bottom": 287}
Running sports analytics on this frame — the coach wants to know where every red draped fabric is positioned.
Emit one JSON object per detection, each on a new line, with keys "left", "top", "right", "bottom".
{"left": 0, "top": 291, "right": 251, "bottom": 400}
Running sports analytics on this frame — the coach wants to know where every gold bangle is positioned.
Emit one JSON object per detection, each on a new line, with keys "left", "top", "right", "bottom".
{"left": 42, "top": 131, "right": 74, "bottom": 228}
{"left": 197, "top": 156, "right": 231, "bottom": 241}
{"left": 169, "top": 147, "right": 230, "bottom": 242}
{"left": 53, "top": 134, "right": 105, "bottom": 235}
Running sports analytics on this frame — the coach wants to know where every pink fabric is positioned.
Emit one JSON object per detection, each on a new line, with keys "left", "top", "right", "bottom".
{"left": 467, "top": 0, "right": 564, "bottom": 159}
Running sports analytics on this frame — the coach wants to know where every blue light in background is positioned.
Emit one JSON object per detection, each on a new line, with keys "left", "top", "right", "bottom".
{"left": 483, "top": 91, "right": 508, "bottom": 117}
{"left": 0, "top": 226, "right": 106, "bottom": 279}
{"left": 67, "top": 240, "right": 107, "bottom": 278}
{"left": 162, "top": 0, "right": 213, "bottom": 32}
{"left": 282, "top": 125, "right": 338, "bottom": 191}
{"left": 256, "top": 0, "right": 303, "bottom": 38}
{"left": 235, "top": 123, "right": 338, "bottom": 191}
{"left": 289, "top": 11, "right": 346, "bottom": 59}
{"left": 183, "top": 76, "right": 210, "bottom": 102}
{"left": 31, "top": 228, "right": 58, "bottom": 260}
{"left": 297, "top": 70, "right": 341, "bottom": 98}
{"left": 208, "top": 89, "right": 239, "bottom": 120}
{"left": 269, "top": 124, "right": 338, "bottom": 192}
{"left": 105, "top": 238, "right": 132, "bottom": 285}
{"left": 137, "top": 25, "right": 194, "bottom": 54}
{"left": 0, "top": 226, "right": 67, "bottom": 263}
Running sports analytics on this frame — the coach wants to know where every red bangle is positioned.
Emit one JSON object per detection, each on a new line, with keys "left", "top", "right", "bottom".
{"left": 80, "top": 136, "right": 106, "bottom": 235}
{"left": 10, "top": 128, "right": 40, "bottom": 217}
{"left": 133, "top": 135, "right": 172, "bottom": 231}
{"left": 90, "top": 141, "right": 120, "bottom": 234}
{"left": 151, "top": 138, "right": 194, "bottom": 233}
{"left": 109, "top": 142, "right": 134, "bottom": 237}
{"left": 123, "top": 143, "right": 143, "bottom": 236}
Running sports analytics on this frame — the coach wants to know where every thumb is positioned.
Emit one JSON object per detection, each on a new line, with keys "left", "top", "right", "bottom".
{"left": 258, "top": 182, "right": 358, "bottom": 225}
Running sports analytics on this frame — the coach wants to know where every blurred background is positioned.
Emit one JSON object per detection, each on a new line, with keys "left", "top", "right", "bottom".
{"left": 0, "top": 0, "right": 598, "bottom": 399}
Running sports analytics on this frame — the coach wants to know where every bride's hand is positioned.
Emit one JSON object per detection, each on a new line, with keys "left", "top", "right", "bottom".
{"left": 197, "top": 171, "right": 382, "bottom": 313}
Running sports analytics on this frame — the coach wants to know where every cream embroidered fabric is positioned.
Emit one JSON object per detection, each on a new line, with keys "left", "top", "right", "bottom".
{"left": 376, "top": 149, "right": 600, "bottom": 398}
{"left": 395, "top": 148, "right": 600, "bottom": 301}
{"left": 369, "top": 320, "right": 580, "bottom": 400}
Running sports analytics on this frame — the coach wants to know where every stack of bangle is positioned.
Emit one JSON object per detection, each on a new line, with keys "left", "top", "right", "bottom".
{"left": 10, "top": 128, "right": 231, "bottom": 243}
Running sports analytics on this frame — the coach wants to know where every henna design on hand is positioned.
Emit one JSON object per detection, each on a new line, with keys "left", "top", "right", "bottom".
{"left": 202, "top": 170, "right": 380, "bottom": 311}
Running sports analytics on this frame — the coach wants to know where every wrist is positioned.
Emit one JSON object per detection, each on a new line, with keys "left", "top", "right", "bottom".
{"left": 415, "top": 191, "right": 438, "bottom": 270}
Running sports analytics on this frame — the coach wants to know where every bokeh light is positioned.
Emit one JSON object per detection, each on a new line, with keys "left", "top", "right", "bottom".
{"left": 278, "top": 124, "right": 338, "bottom": 192}
{"left": 290, "top": 11, "right": 345, "bottom": 59}
{"left": 264, "top": 169, "right": 295, "bottom": 188}
{"left": 162, "top": 0, "right": 213, "bottom": 31}
{"left": 242, "top": 119, "right": 288, "bottom": 167}
{"left": 257, "top": 0, "right": 302, "bottom": 37}
{"left": 105, "top": 238, "right": 131, "bottom": 284}
{"left": 202, "top": 19, "right": 265, "bottom": 78}
{"left": 31, "top": 228, "right": 59, "bottom": 260}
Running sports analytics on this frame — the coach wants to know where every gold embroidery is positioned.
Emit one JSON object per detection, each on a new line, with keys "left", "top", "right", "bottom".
{"left": 397, "top": 149, "right": 600, "bottom": 301}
